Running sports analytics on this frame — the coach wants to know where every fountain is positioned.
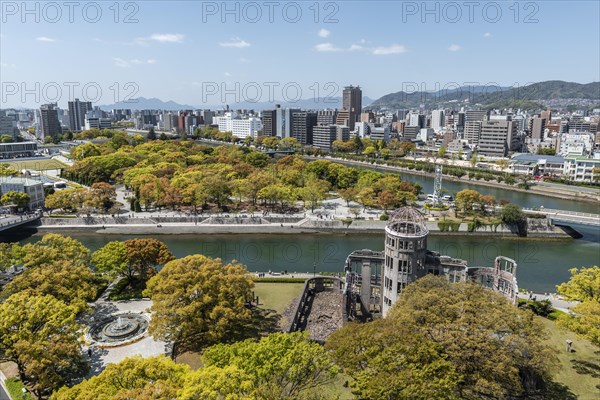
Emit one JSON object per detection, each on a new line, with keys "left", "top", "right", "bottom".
{"left": 87, "top": 313, "right": 149, "bottom": 347}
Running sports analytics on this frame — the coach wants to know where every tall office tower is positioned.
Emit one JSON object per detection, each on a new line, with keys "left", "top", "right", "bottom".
{"left": 317, "top": 110, "right": 338, "bottom": 126}
{"left": 464, "top": 121, "right": 482, "bottom": 145}
{"left": 68, "top": 98, "right": 92, "bottom": 131}
{"left": 456, "top": 111, "right": 466, "bottom": 132}
{"left": 342, "top": 85, "right": 362, "bottom": 131}
{"left": 261, "top": 109, "right": 278, "bottom": 136}
{"left": 312, "top": 124, "right": 349, "bottom": 151}
{"left": 478, "top": 118, "right": 518, "bottom": 157}
{"left": 431, "top": 110, "right": 445, "bottom": 131}
{"left": 540, "top": 109, "right": 552, "bottom": 123}
{"left": 39, "top": 103, "right": 61, "bottom": 140}
{"left": 290, "top": 111, "right": 317, "bottom": 145}
{"left": 408, "top": 113, "right": 425, "bottom": 128}
{"left": 529, "top": 117, "right": 546, "bottom": 140}
{"left": 396, "top": 109, "right": 409, "bottom": 121}
{"left": 465, "top": 109, "right": 489, "bottom": 123}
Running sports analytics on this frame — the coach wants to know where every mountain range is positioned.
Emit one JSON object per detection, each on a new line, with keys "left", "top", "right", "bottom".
{"left": 368, "top": 81, "right": 600, "bottom": 110}
{"left": 99, "top": 96, "right": 374, "bottom": 111}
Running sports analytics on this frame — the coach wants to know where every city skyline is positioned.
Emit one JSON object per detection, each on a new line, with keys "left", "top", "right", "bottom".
{"left": 1, "top": 1, "right": 599, "bottom": 108}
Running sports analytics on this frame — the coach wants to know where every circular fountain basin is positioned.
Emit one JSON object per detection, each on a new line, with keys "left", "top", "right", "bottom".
{"left": 87, "top": 313, "right": 149, "bottom": 347}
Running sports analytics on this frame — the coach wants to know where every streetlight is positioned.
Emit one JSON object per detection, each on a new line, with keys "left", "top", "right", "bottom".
{"left": 313, "top": 262, "right": 316, "bottom": 278}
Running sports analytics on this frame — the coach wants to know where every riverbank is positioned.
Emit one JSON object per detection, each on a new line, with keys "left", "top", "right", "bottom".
{"left": 314, "top": 156, "right": 600, "bottom": 204}
{"left": 36, "top": 218, "right": 572, "bottom": 239}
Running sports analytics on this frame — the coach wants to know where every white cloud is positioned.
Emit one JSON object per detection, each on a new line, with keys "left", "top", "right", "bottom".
{"left": 315, "top": 42, "right": 406, "bottom": 55}
{"left": 132, "top": 33, "right": 185, "bottom": 46}
{"left": 448, "top": 44, "right": 462, "bottom": 51}
{"left": 484, "top": 32, "right": 492, "bottom": 38}
{"left": 219, "top": 37, "right": 251, "bottom": 48}
{"left": 318, "top": 28, "right": 331, "bottom": 38}
{"left": 149, "top": 33, "right": 185, "bottom": 43}
{"left": 372, "top": 44, "right": 407, "bottom": 55}
{"left": 239, "top": 57, "right": 249, "bottom": 63}
{"left": 113, "top": 58, "right": 156, "bottom": 67}
{"left": 36, "top": 36, "right": 55, "bottom": 42}
{"left": 224, "top": 72, "right": 231, "bottom": 77}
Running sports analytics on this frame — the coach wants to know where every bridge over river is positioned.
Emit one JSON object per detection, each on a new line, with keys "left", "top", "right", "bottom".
{"left": 0, "top": 212, "right": 42, "bottom": 233}
{"left": 523, "top": 208, "right": 600, "bottom": 227}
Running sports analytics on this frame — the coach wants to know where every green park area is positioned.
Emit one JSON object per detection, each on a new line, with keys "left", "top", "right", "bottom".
{"left": 2, "top": 158, "right": 67, "bottom": 171}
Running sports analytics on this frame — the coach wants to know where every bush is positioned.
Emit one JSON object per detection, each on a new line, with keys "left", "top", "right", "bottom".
{"left": 379, "top": 213, "right": 389, "bottom": 221}
{"left": 437, "top": 221, "right": 449, "bottom": 232}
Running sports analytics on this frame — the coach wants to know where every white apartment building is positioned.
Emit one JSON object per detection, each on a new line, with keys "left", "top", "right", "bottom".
{"left": 213, "top": 112, "right": 262, "bottom": 139}
{"left": 563, "top": 155, "right": 600, "bottom": 182}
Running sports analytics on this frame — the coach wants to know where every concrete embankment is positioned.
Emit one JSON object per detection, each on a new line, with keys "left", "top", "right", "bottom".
{"left": 36, "top": 217, "right": 571, "bottom": 238}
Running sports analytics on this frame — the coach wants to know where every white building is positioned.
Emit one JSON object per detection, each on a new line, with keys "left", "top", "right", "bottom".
{"left": 557, "top": 133, "right": 594, "bottom": 156}
{"left": 213, "top": 112, "right": 262, "bottom": 139}
{"left": 0, "top": 177, "right": 45, "bottom": 210}
{"left": 563, "top": 155, "right": 600, "bottom": 182}
{"left": 431, "top": 110, "right": 445, "bottom": 132}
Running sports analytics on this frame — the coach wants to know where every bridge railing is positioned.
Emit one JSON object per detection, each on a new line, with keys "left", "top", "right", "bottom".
{"left": 522, "top": 208, "right": 600, "bottom": 219}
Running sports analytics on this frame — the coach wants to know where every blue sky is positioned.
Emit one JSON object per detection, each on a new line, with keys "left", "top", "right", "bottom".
{"left": 1, "top": 0, "right": 599, "bottom": 108}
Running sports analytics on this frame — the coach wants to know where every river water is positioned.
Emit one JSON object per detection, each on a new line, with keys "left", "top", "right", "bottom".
{"left": 11, "top": 223, "right": 599, "bottom": 294}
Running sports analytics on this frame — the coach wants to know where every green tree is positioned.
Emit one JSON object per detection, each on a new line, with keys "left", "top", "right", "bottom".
{"left": 362, "top": 146, "right": 377, "bottom": 157}
{"left": 455, "top": 189, "right": 482, "bottom": 215}
{"left": 0, "top": 293, "right": 87, "bottom": 399}
{"left": 437, "top": 146, "right": 447, "bottom": 158}
{"left": 19, "top": 233, "right": 90, "bottom": 269}
{"left": 51, "top": 355, "right": 188, "bottom": 400}
{"left": 147, "top": 127, "right": 157, "bottom": 140}
{"left": 556, "top": 266, "right": 600, "bottom": 346}
{"left": 144, "top": 254, "right": 255, "bottom": 356}
{"left": 299, "top": 178, "right": 330, "bottom": 212}
{"left": 124, "top": 239, "right": 174, "bottom": 281}
{"left": 1, "top": 260, "right": 98, "bottom": 313}
{"left": 202, "top": 332, "right": 339, "bottom": 399}
{"left": 338, "top": 187, "right": 358, "bottom": 206}
{"left": 91, "top": 241, "right": 129, "bottom": 278}
{"left": 1, "top": 191, "right": 30, "bottom": 208}
{"left": 327, "top": 276, "right": 556, "bottom": 400}
{"left": 501, "top": 203, "right": 525, "bottom": 225}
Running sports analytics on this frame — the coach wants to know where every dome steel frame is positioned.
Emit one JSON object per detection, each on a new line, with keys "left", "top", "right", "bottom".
{"left": 386, "top": 206, "right": 429, "bottom": 237}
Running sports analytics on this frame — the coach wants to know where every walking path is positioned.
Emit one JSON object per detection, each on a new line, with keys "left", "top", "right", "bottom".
{"left": 517, "top": 292, "right": 579, "bottom": 313}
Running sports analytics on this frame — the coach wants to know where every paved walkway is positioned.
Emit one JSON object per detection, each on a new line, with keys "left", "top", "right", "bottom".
{"left": 83, "top": 280, "right": 168, "bottom": 377}
{"left": 517, "top": 292, "right": 579, "bottom": 313}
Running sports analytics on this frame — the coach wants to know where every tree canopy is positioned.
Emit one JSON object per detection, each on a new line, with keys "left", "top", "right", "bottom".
{"left": 0, "top": 293, "right": 86, "bottom": 399}
{"left": 144, "top": 254, "right": 254, "bottom": 356}
{"left": 326, "top": 275, "right": 556, "bottom": 400}
{"left": 556, "top": 266, "right": 600, "bottom": 346}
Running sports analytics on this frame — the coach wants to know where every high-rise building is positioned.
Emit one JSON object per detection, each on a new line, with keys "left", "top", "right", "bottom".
{"left": 529, "top": 117, "right": 546, "bottom": 140}
{"left": 465, "top": 109, "right": 489, "bottom": 124}
{"left": 408, "top": 113, "right": 425, "bottom": 128}
{"left": 312, "top": 124, "right": 348, "bottom": 151}
{"left": 431, "top": 110, "right": 445, "bottom": 132}
{"left": 290, "top": 111, "right": 317, "bottom": 145}
{"left": 342, "top": 85, "right": 362, "bottom": 131}
{"left": 317, "top": 110, "right": 338, "bottom": 126}
{"left": 464, "top": 121, "right": 482, "bottom": 145}
{"left": 478, "top": 118, "right": 518, "bottom": 157}
{"left": 0, "top": 111, "right": 18, "bottom": 138}
{"left": 39, "top": 103, "right": 61, "bottom": 140}
{"left": 68, "top": 99, "right": 92, "bottom": 131}
{"left": 261, "top": 109, "right": 278, "bottom": 136}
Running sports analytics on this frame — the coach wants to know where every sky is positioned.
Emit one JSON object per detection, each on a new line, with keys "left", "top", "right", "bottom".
{"left": 1, "top": 0, "right": 599, "bottom": 108}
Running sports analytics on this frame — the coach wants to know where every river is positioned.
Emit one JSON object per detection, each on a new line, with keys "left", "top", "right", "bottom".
{"left": 10, "top": 223, "right": 599, "bottom": 294}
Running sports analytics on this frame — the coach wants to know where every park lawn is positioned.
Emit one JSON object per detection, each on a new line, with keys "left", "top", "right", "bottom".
{"left": 253, "top": 282, "right": 305, "bottom": 314}
{"left": 540, "top": 317, "right": 600, "bottom": 398}
{"left": 3, "top": 158, "right": 67, "bottom": 171}
{"left": 5, "top": 377, "right": 34, "bottom": 400}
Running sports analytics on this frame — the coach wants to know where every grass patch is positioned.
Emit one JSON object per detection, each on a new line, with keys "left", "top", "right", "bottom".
{"left": 5, "top": 378, "right": 34, "bottom": 400}
{"left": 253, "top": 282, "right": 304, "bottom": 314}
{"left": 539, "top": 317, "right": 600, "bottom": 398}
{"left": 108, "top": 277, "right": 146, "bottom": 301}
{"left": 3, "top": 158, "right": 67, "bottom": 171}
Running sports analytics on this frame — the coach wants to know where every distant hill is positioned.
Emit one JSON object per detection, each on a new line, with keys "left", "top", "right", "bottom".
{"left": 100, "top": 96, "right": 374, "bottom": 111}
{"left": 99, "top": 97, "right": 196, "bottom": 111}
{"left": 369, "top": 81, "right": 600, "bottom": 110}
